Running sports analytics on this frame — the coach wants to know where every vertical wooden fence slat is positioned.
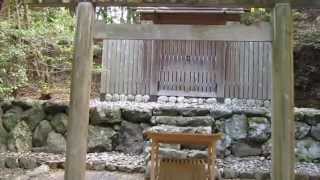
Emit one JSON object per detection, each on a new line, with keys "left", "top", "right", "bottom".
{"left": 106, "top": 41, "right": 112, "bottom": 94}
{"left": 216, "top": 41, "right": 226, "bottom": 97}
{"left": 267, "top": 42, "right": 272, "bottom": 99}
{"left": 127, "top": 40, "right": 132, "bottom": 94}
{"left": 253, "top": 42, "right": 258, "bottom": 99}
{"left": 258, "top": 42, "right": 263, "bottom": 99}
{"left": 100, "top": 40, "right": 108, "bottom": 98}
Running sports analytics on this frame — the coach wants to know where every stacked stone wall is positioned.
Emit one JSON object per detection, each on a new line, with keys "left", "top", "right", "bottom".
{"left": 0, "top": 99, "right": 319, "bottom": 163}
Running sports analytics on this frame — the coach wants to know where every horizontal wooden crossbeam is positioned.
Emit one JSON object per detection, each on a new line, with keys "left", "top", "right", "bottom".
{"left": 25, "top": 0, "right": 320, "bottom": 8}
{"left": 93, "top": 21, "right": 272, "bottom": 41}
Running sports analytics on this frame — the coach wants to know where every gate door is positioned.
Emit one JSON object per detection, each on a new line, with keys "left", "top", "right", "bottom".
{"left": 157, "top": 40, "right": 218, "bottom": 97}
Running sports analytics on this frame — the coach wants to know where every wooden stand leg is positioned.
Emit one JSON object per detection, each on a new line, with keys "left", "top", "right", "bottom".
{"left": 65, "top": 2, "right": 94, "bottom": 180}
{"left": 150, "top": 141, "right": 157, "bottom": 180}
{"left": 207, "top": 145, "right": 213, "bottom": 180}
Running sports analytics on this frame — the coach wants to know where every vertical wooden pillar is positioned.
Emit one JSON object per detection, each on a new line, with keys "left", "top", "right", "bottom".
{"left": 272, "top": 3, "right": 295, "bottom": 180}
{"left": 65, "top": 2, "right": 94, "bottom": 180}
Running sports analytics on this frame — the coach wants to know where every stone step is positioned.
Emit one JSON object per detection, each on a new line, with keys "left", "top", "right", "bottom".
{"left": 153, "top": 106, "right": 210, "bottom": 117}
{"left": 151, "top": 116, "right": 214, "bottom": 127}
{"left": 144, "top": 125, "right": 212, "bottom": 134}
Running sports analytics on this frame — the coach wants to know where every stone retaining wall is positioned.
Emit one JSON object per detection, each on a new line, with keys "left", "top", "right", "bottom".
{"left": 0, "top": 99, "right": 319, "bottom": 162}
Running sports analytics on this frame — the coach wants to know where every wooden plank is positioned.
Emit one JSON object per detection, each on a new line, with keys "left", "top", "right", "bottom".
{"left": 239, "top": 42, "right": 244, "bottom": 98}
{"left": 107, "top": 41, "right": 113, "bottom": 94}
{"left": 267, "top": 43, "right": 272, "bottom": 99}
{"left": 108, "top": 41, "right": 114, "bottom": 94}
{"left": 26, "top": 0, "right": 320, "bottom": 9}
{"left": 119, "top": 40, "right": 124, "bottom": 94}
{"left": 100, "top": 40, "right": 108, "bottom": 98}
{"left": 65, "top": 2, "right": 94, "bottom": 180}
{"left": 124, "top": 40, "right": 130, "bottom": 94}
{"left": 224, "top": 42, "right": 230, "bottom": 98}
{"left": 272, "top": 3, "right": 295, "bottom": 180}
{"left": 150, "top": 40, "right": 159, "bottom": 95}
{"left": 262, "top": 42, "right": 268, "bottom": 99}
{"left": 94, "top": 22, "right": 272, "bottom": 42}
{"left": 132, "top": 40, "right": 137, "bottom": 94}
{"left": 216, "top": 42, "right": 226, "bottom": 98}
{"left": 235, "top": 42, "right": 240, "bottom": 98}
{"left": 126, "top": 40, "right": 131, "bottom": 95}
{"left": 257, "top": 42, "right": 264, "bottom": 99}
{"left": 253, "top": 42, "right": 259, "bottom": 99}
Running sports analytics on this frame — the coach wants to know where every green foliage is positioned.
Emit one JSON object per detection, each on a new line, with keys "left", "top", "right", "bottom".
{"left": 0, "top": 8, "right": 75, "bottom": 97}
{"left": 241, "top": 9, "right": 320, "bottom": 50}
{"left": 240, "top": 8, "right": 270, "bottom": 25}
{"left": 293, "top": 10, "right": 320, "bottom": 49}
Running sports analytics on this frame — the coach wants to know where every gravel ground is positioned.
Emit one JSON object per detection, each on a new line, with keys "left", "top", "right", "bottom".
{"left": 1, "top": 152, "right": 320, "bottom": 180}
{"left": 0, "top": 168, "right": 145, "bottom": 180}
{"left": 216, "top": 157, "right": 320, "bottom": 178}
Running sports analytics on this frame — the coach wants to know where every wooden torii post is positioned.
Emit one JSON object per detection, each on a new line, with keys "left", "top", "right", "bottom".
{"left": 25, "top": 0, "right": 319, "bottom": 180}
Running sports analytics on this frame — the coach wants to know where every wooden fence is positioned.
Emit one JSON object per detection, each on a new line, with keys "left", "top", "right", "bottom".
{"left": 101, "top": 39, "right": 272, "bottom": 99}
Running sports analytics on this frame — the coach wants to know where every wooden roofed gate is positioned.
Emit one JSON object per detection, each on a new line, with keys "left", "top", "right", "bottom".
{"left": 100, "top": 7, "right": 272, "bottom": 99}
{"left": 25, "top": 0, "right": 320, "bottom": 180}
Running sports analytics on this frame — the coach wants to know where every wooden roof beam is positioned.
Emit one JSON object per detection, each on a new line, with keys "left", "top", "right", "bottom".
{"left": 25, "top": 0, "right": 320, "bottom": 8}
{"left": 93, "top": 21, "right": 272, "bottom": 41}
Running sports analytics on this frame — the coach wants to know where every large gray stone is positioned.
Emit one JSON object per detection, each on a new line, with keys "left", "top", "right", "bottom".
{"left": 2, "top": 106, "right": 23, "bottom": 131}
{"left": 295, "top": 108, "right": 320, "bottom": 126}
{"left": 0, "top": 114, "right": 8, "bottom": 150}
{"left": 46, "top": 131, "right": 66, "bottom": 153}
{"left": 295, "top": 122, "right": 311, "bottom": 140}
{"left": 210, "top": 108, "right": 233, "bottom": 119}
{"left": 50, "top": 113, "right": 68, "bottom": 134}
{"left": 19, "top": 157, "right": 38, "bottom": 169}
{"left": 158, "top": 148, "right": 188, "bottom": 159}
{"left": 261, "top": 140, "right": 272, "bottom": 157}
{"left": 7, "top": 121, "right": 32, "bottom": 152}
{"left": 90, "top": 106, "right": 122, "bottom": 125}
{"left": 21, "top": 106, "right": 46, "bottom": 130}
{"left": 223, "top": 168, "right": 239, "bottom": 179}
{"left": 153, "top": 106, "right": 180, "bottom": 116}
{"left": 304, "top": 108, "right": 320, "bottom": 126}
{"left": 87, "top": 125, "right": 116, "bottom": 152}
{"left": 180, "top": 107, "right": 210, "bottom": 117}
{"left": 296, "top": 138, "right": 320, "bottom": 162}
{"left": 233, "top": 108, "right": 269, "bottom": 117}
{"left": 151, "top": 116, "right": 214, "bottom": 127}
{"left": 32, "top": 120, "right": 52, "bottom": 147}
{"left": 310, "top": 124, "right": 320, "bottom": 141}
{"left": 0, "top": 100, "right": 12, "bottom": 112}
{"left": 146, "top": 147, "right": 207, "bottom": 160}
{"left": 116, "top": 121, "right": 144, "bottom": 154}
{"left": 0, "top": 124, "right": 9, "bottom": 152}
{"left": 224, "top": 114, "right": 248, "bottom": 140}
{"left": 145, "top": 125, "right": 211, "bottom": 134}
{"left": 43, "top": 101, "right": 68, "bottom": 114}
{"left": 217, "top": 135, "right": 232, "bottom": 157}
{"left": 5, "top": 157, "right": 19, "bottom": 168}
{"left": 11, "top": 99, "right": 35, "bottom": 110}
{"left": 247, "top": 117, "right": 271, "bottom": 143}
{"left": 231, "top": 142, "right": 262, "bottom": 157}
{"left": 157, "top": 96, "right": 168, "bottom": 103}
{"left": 121, "top": 107, "right": 152, "bottom": 123}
